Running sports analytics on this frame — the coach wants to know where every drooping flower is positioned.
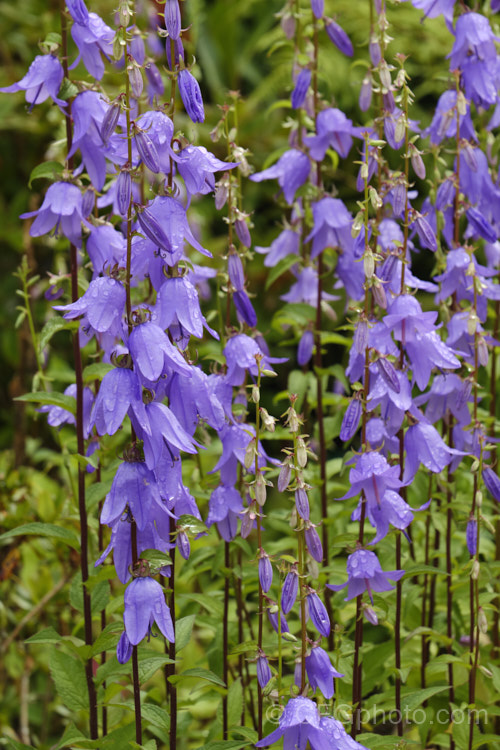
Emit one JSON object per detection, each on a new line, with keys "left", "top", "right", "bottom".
{"left": 0, "top": 54, "right": 66, "bottom": 110}
{"left": 325, "top": 20, "right": 354, "bottom": 57}
{"left": 250, "top": 149, "right": 310, "bottom": 205}
{"left": 305, "top": 108, "right": 363, "bottom": 161}
{"left": 70, "top": 11, "right": 114, "bottom": 81}
{"left": 255, "top": 696, "right": 332, "bottom": 749}
{"left": 100, "top": 461, "right": 161, "bottom": 531}
{"left": 124, "top": 576, "right": 174, "bottom": 645}
{"left": 306, "top": 645, "right": 344, "bottom": 699}
{"left": 327, "top": 549, "right": 405, "bottom": 603}
{"left": 54, "top": 276, "right": 126, "bottom": 337}
{"left": 20, "top": 182, "right": 86, "bottom": 248}
{"left": 206, "top": 484, "right": 244, "bottom": 541}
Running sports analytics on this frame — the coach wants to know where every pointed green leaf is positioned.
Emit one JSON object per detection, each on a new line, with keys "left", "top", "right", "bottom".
{"left": 175, "top": 614, "right": 196, "bottom": 652}
{"left": 28, "top": 161, "right": 64, "bottom": 188}
{"left": 169, "top": 667, "right": 226, "bottom": 688}
{"left": 50, "top": 649, "right": 89, "bottom": 711}
{"left": 15, "top": 391, "right": 76, "bottom": 414}
{"left": 39, "top": 317, "right": 78, "bottom": 351}
{"left": 0, "top": 522, "right": 79, "bottom": 549}
{"left": 25, "top": 626, "right": 61, "bottom": 644}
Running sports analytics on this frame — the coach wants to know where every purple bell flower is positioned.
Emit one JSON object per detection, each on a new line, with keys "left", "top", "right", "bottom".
{"left": 66, "top": 0, "right": 90, "bottom": 26}
{"left": 223, "top": 333, "right": 286, "bottom": 386}
{"left": 298, "top": 329, "right": 314, "bottom": 366}
{"left": 291, "top": 68, "right": 311, "bottom": 109}
{"left": 483, "top": 467, "right": 500, "bottom": 502}
{"left": 0, "top": 54, "right": 66, "bottom": 110}
{"left": 328, "top": 549, "right": 405, "bottom": 603}
{"left": 101, "top": 461, "right": 161, "bottom": 531}
{"left": 255, "top": 227, "right": 300, "bottom": 267}
{"left": 124, "top": 577, "right": 174, "bottom": 645}
{"left": 20, "top": 182, "right": 86, "bottom": 248}
{"left": 70, "top": 11, "right": 114, "bottom": 81}
{"left": 128, "top": 320, "right": 193, "bottom": 382}
{"left": 234, "top": 290, "right": 258, "bottom": 328}
{"left": 54, "top": 276, "right": 126, "bottom": 336}
{"left": 250, "top": 149, "right": 310, "bottom": 205}
{"left": 165, "top": 0, "right": 182, "bottom": 40}
{"left": 176, "top": 145, "right": 237, "bottom": 197}
{"left": 256, "top": 653, "right": 272, "bottom": 688}
{"left": 90, "top": 367, "right": 142, "bottom": 436}
{"left": 155, "top": 276, "right": 218, "bottom": 344}
{"left": 305, "top": 108, "right": 363, "bottom": 161}
{"left": 305, "top": 197, "right": 353, "bottom": 259}
{"left": 255, "top": 696, "right": 326, "bottom": 749}
{"left": 306, "top": 645, "right": 344, "bottom": 699}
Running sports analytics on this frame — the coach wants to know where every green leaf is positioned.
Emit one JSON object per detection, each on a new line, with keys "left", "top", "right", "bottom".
{"left": 39, "top": 317, "right": 78, "bottom": 351}
{"left": 115, "top": 702, "right": 170, "bottom": 731}
{"left": 177, "top": 514, "right": 207, "bottom": 534}
{"left": 169, "top": 667, "right": 226, "bottom": 688}
{"left": 0, "top": 522, "right": 80, "bottom": 549}
{"left": 52, "top": 722, "right": 89, "bottom": 750}
{"left": 401, "top": 685, "right": 449, "bottom": 713}
{"left": 50, "top": 649, "right": 89, "bottom": 711}
{"left": 69, "top": 572, "right": 110, "bottom": 615}
{"left": 28, "top": 161, "right": 64, "bottom": 188}
{"left": 196, "top": 742, "right": 251, "bottom": 750}
{"left": 227, "top": 679, "right": 243, "bottom": 728}
{"left": 139, "top": 655, "right": 176, "bottom": 684}
{"left": 265, "top": 253, "right": 299, "bottom": 290}
{"left": 130, "top": 742, "right": 158, "bottom": 750}
{"left": 25, "top": 626, "right": 61, "bottom": 644}
{"left": 86, "top": 479, "right": 113, "bottom": 511}
{"left": 90, "top": 622, "right": 123, "bottom": 657}
{"left": 356, "top": 735, "right": 417, "bottom": 748}
{"left": 15, "top": 391, "right": 76, "bottom": 414}
{"left": 139, "top": 548, "right": 172, "bottom": 569}
{"left": 59, "top": 77, "right": 79, "bottom": 100}
{"left": 6, "top": 741, "right": 37, "bottom": 750}
{"left": 175, "top": 614, "right": 196, "bottom": 652}
{"left": 229, "top": 640, "right": 258, "bottom": 656}
{"left": 82, "top": 362, "right": 114, "bottom": 383}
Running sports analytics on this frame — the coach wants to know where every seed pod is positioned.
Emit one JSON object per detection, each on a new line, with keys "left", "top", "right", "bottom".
{"left": 478, "top": 608, "right": 488, "bottom": 634}
{"left": 410, "top": 144, "right": 426, "bottom": 180}
{"left": 471, "top": 559, "right": 480, "bottom": 580}
{"left": 128, "top": 61, "right": 144, "bottom": 99}
{"left": 255, "top": 472, "right": 266, "bottom": 506}
{"left": 278, "top": 461, "right": 292, "bottom": 492}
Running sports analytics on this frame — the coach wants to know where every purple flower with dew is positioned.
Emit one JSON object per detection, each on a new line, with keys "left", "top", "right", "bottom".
{"left": 258, "top": 551, "right": 273, "bottom": 593}
{"left": 223, "top": 333, "right": 286, "bottom": 386}
{"left": 90, "top": 367, "right": 141, "bottom": 436}
{"left": 0, "top": 54, "right": 66, "bottom": 110}
{"left": 318, "top": 716, "right": 369, "bottom": 749}
{"left": 327, "top": 549, "right": 405, "bottom": 603}
{"left": 406, "top": 0, "right": 455, "bottom": 28}
{"left": 134, "top": 110, "right": 175, "bottom": 174}
{"left": 178, "top": 68, "right": 205, "bottom": 123}
{"left": 210, "top": 422, "right": 276, "bottom": 485}
{"left": 176, "top": 145, "right": 237, "bottom": 197}
{"left": 483, "top": 467, "right": 500, "bottom": 502}
{"left": 128, "top": 320, "right": 192, "bottom": 382}
{"left": 255, "top": 227, "right": 300, "bottom": 267}
{"left": 164, "top": 0, "right": 181, "bottom": 40}
{"left": 257, "top": 653, "right": 272, "bottom": 688}
{"left": 306, "top": 590, "right": 330, "bottom": 637}
{"left": 466, "top": 518, "right": 477, "bottom": 556}
{"left": 70, "top": 11, "right": 114, "bottom": 81}
{"left": 66, "top": 0, "right": 89, "bottom": 26}
{"left": 20, "top": 182, "right": 86, "bottom": 248}
{"left": 96, "top": 516, "right": 170, "bottom": 584}
{"left": 403, "top": 419, "right": 465, "bottom": 483}
{"left": 139, "top": 401, "right": 199, "bottom": 469}
{"left": 281, "top": 566, "right": 299, "bottom": 614}
{"left": 54, "top": 276, "right": 126, "bottom": 337}
{"left": 100, "top": 461, "right": 161, "bottom": 531}
{"left": 298, "top": 329, "right": 314, "bottom": 366}
{"left": 145, "top": 62, "right": 165, "bottom": 103}
{"left": 206, "top": 485, "right": 244, "bottom": 541}
{"left": 305, "top": 197, "right": 353, "bottom": 259}
{"left": 325, "top": 19, "right": 354, "bottom": 56}
{"left": 124, "top": 577, "right": 174, "bottom": 645}
{"left": 130, "top": 29, "right": 146, "bottom": 65}
{"left": 250, "top": 149, "right": 310, "bottom": 205}
{"left": 466, "top": 207, "right": 497, "bottom": 244}
{"left": 68, "top": 91, "right": 117, "bottom": 190}
{"left": 305, "top": 523, "right": 323, "bottom": 563}
{"left": 155, "top": 276, "right": 219, "bottom": 345}
{"left": 168, "top": 367, "right": 225, "bottom": 435}
{"left": 305, "top": 108, "right": 363, "bottom": 161}
{"left": 291, "top": 68, "right": 311, "bottom": 109}
{"left": 306, "top": 645, "right": 344, "bottom": 699}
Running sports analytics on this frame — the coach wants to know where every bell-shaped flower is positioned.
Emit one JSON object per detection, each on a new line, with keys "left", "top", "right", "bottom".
{"left": 255, "top": 696, "right": 326, "bottom": 750}
{"left": 124, "top": 576, "right": 174, "bottom": 645}
{"left": 403, "top": 418, "right": 465, "bottom": 482}
{"left": 0, "top": 54, "right": 66, "bottom": 110}
{"left": 155, "top": 276, "right": 218, "bottom": 347}
{"left": 39, "top": 383, "right": 93, "bottom": 438}
{"left": 128, "top": 320, "right": 192, "bottom": 382}
{"left": 305, "top": 108, "right": 363, "bottom": 161}
{"left": 70, "top": 11, "right": 114, "bottom": 80}
{"left": 206, "top": 484, "right": 244, "bottom": 541}
{"left": 281, "top": 566, "right": 299, "bottom": 614}
{"left": 21, "top": 182, "right": 86, "bottom": 248}
{"left": 255, "top": 227, "right": 300, "bottom": 267}
{"left": 407, "top": 0, "right": 455, "bottom": 29}
{"left": 250, "top": 149, "right": 310, "bottom": 205}
{"left": 425, "top": 90, "right": 477, "bottom": 146}
{"left": 90, "top": 367, "right": 143, "bottom": 436}
{"left": 96, "top": 515, "right": 170, "bottom": 584}
{"left": 139, "top": 401, "right": 199, "bottom": 469}
{"left": 101, "top": 460, "right": 161, "bottom": 531}
{"left": 306, "top": 645, "right": 344, "bottom": 699}
{"left": 305, "top": 197, "right": 353, "bottom": 259}
{"left": 167, "top": 367, "right": 225, "bottom": 436}
{"left": 281, "top": 266, "right": 338, "bottom": 307}
{"left": 176, "top": 145, "right": 238, "bottom": 197}
{"left": 68, "top": 91, "right": 118, "bottom": 190}
{"left": 54, "top": 276, "right": 125, "bottom": 337}
{"left": 223, "top": 333, "right": 286, "bottom": 386}
{"left": 318, "top": 716, "right": 369, "bottom": 749}
{"left": 414, "top": 374, "right": 472, "bottom": 427}
{"left": 327, "top": 549, "right": 405, "bottom": 603}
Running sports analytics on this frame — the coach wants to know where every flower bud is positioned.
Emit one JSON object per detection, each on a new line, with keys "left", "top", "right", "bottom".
{"left": 244, "top": 438, "right": 256, "bottom": 469}
{"left": 471, "top": 559, "right": 480, "bottom": 580}
{"left": 359, "top": 75, "right": 373, "bottom": 112}
{"left": 369, "top": 186, "right": 383, "bottom": 210}
{"left": 165, "top": 0, "right": 181, "bottom": 40}
{"left": 101, "top": 101, "right": 121, "bottom": 144}
{"left": 256, "top": 654, "right": 272, "bottom": 688}
{"left": 118, "top": 1, "right": 131, "bottom": 26}
{"left": 177, "top": 530, "right": 191, "bottom": 560}
{"left": 240, "top": 504, "right": 255, "bottom": 539}
{"left": 478, "top": 607, "right": 488, "bottom": 634}
{"left": 478, "top": 337, "right": 489, "bottom": 367}
{"left": 482, "top": 467, "right": 500, "bottom": 502}
{"left": 260, "top": 407, "right": 276, "bottom": 432}
{"left": 466, "top": 518, "right": 477, "bottom": 556}
{"left": 340, "top": 396, "right": 362, "bottom": 442}
{"left": 363, "top": 605, "right": 379, "bottom": 626}
{"left": 259, "top": 553, "right": 273, "bottom": 593}
{"left": 117, "top": 171, "right": 132, "bottom": 217}
{"left": 305, "top": 525, "right": 323, "bottom": 563}
{"left": 467, "top": 312, "right": 479, "bottom": 336}
{"left": 297, "top": 329, "right": 314, "bottom": 366}
{"left": 278, "top": 460, "right": 292, "bottom": 492}
{"left": 295, "top": 487, "right": 310, "bottom": 520}
{"left": 178, "top": 68, "right": 205, "bottom": 124}
{"left": 410, "top": 144, "right": 426, "bottom": 179}
{"left": 378, "top": 60, "right": 392, "bottom": 89}
{"left": 296, "top": 437, "right": 307, "bottom": 468}
{"left": 251, "top": 384, "right": 260, "bottom": 404}
{"left": 136, "top": 207, "right": 172, "bottom": 252}
{"left": 255, "top": 472, "right": 267, "bottom": 506}
{"left": 235, "top": 218, "right": 252, "bottom": 248}
{"left": 281, "top": 567, "right": 299, "bottom": 614}
{"left": 354, "top": 318, "right": 368, "bottom": 354}
{"left": 376, "top": 357, "right": 400, "bottom": 393}
{"left": 394, "top": 115, "right": 406, "bottom": 145}
{"left": 128, "top": 60, "right": 144, "bottom": 99}
{"left": 364, "top": 250, "right": 375, "bottom": 279}
{"left": 476, "top": 490, "right": 483, "bottom": 509}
